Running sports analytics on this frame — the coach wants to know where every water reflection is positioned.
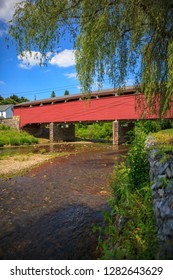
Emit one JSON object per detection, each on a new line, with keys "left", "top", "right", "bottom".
{"left": 0, "top": 142, "right": 126, "bottom": 156}
{"left": 0, "top": 143, "right": 79, "bottom": 155}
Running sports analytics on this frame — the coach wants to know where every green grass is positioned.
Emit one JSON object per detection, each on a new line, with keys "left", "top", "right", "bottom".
{"left": 0, "top": 124, "right": 10, "bottom": 130}
{"left": 152, "top": 128, "right": 173, "bottom": 143}
{"left": 0, "top": 126, "right": 39, "bottom": 147}
{"left": 151, "top": 128, "right": 173, "bottom": 152}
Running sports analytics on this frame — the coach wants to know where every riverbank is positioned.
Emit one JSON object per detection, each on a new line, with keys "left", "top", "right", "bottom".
{"left": 0, "top": 142, "right": 119, "bottom": 178}
{"left": 0, "top": 142, "right": 91, "bottom": 178}
{"left": 96, "top": 127, "right": 173, "bottom": 260}
{"left": 0, "top": 144, "right": 123, "bottom": 259}
{"left": 0, "top": 124, "right": 38, "bottom": 147}
{"left": 0, "top": 154, "right": 56, "bottom": 177}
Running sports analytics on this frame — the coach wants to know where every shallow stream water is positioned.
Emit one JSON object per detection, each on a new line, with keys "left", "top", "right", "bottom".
{"left": 0, "top": 143, "right": 127, "bottom": 260}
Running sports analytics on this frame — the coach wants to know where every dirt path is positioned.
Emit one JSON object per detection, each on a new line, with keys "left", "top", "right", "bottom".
{"left": 0, "top": 145, "right": 126, "bottom": 260}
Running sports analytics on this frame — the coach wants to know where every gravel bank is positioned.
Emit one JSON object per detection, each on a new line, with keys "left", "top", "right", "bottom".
{"left": 0, "top": 154, "right": 54, "bottom": 176}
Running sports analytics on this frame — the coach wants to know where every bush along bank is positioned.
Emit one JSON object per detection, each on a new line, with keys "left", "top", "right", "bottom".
{"left": 95, "top": 127, "right": 158, "bottom": 259}
{"left": 0, "top": 125, "right": 38, "bottom": 147}
{"left": 75, "top": 122, "right": 113, "bottom": 141}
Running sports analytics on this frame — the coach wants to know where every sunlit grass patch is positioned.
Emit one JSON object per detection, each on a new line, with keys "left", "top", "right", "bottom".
{"left": 152, "top": 128, "right": 173, "bottom": 143}
{"left": 0, "top": 125, "right": 39, "bottom": 147}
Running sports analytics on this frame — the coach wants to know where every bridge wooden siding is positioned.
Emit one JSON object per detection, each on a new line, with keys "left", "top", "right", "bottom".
{"left": 13, "top": 90, "right": 173, "bottom": 144}
{"left": 13, "top": 93, "right": 173, "bottom": 128}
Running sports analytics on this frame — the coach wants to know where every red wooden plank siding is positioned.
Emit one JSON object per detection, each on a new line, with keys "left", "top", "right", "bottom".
{"left": 14, "top": 94, "right": 173, "bottom": 128}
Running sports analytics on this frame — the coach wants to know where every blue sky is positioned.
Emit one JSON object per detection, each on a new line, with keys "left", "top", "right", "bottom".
{"left": 0, "top": 34, "right": 81, "bottom": 100}
{"left": 0, "top": 0, "right": 133, "bottom": 102}
{"left": 0, "top": 0, "right": 84, "bottom": 100}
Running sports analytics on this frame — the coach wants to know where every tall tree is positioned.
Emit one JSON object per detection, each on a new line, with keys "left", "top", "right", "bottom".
{"left": 0, "top": 95, "right": 3, "bottom": 102}
{"left": 19, "top": 96, "right": 29, "bottom": 103}
{"left": 9, "top": 0, "right": 173, "bottom": 114}
{"left": 64, "top": 90, "right": 69, "bottom": 96}
{"left": 51, "top": 91, "right": 56, "bottom": 98}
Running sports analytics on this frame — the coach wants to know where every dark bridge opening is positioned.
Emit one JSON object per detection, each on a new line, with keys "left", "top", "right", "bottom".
{"left": 23, "top": 120, "right": 135, "bottom": 145}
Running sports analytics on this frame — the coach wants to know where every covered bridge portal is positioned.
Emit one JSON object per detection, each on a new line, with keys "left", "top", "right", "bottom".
{"left": 13, "top": 88, "right": 173, "bottom": 144}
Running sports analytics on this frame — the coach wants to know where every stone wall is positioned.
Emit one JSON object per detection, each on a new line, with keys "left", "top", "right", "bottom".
{"left": 148, "top": 148, "right": 173, "bottom": 259}
{"left": 0, "top": 116, "right": 20, "bottom": 130}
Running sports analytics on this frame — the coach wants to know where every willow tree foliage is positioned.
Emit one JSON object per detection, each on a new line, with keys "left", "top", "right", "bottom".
{"left": 9, "top": 0, "right": 173, "bottom": 114}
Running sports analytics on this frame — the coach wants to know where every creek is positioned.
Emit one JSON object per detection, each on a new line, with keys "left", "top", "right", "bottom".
{"left": 0, "top": 143, "right": 127, "bottom": 260}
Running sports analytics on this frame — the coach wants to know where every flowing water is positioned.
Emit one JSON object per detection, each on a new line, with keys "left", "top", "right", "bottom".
{"left": 0, "top": 143, "right": 127, "bottom": 260}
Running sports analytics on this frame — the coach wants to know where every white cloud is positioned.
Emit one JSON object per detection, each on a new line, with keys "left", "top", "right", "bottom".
{"left": 17, "top": 51, "right": 46, "bottom": 70}
{"left": 0, "top": 27, "right": 7, "bottom": 37}
{"left": 49, "top": 49, "right": 76, "bottom": 68}
{"left": 77, "top": 85, "right": 82, "bottom": 90}
{"left": 126, "top": 78, "right": 134, "bottom": 86}
{"left": 17, "top": 49, "right": 76, "bottom": 70}
{"left": 64, "top": 72, "right": 77, "bottom": 79}
{"left": 0, "top": 0, "right": 21, "bottom": 22}
{"left": 42, "top": 69, "right": 51, "bottom": 74}
{"left": 0, "top": 80, "right": 5, "bottom": 85}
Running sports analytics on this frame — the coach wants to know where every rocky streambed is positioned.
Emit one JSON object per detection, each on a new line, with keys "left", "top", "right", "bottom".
{"left": 0, "top": 144, "right": 126, "bottom": 260}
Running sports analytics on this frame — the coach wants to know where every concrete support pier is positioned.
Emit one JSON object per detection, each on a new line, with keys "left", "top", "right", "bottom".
{"left": 49, "top": 123, "right": 75, "bottom": 142}
{"left": 113, "top": 120, "right": 134, "bottom": 145}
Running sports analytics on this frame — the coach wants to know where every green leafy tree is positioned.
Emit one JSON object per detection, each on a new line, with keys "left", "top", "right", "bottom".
{"left": 0, "top": 94, "right": 29, "bottom": 105}
{"left": 9, "top": 94, "right": 19, "bottom": 103}
{"left": 64, "top": 90, "right": 69, "bottom": 96}
{"left": 51, "top": 91, "right": 56, "bottom": 98}
{"left": 9, "top": 0, "right": 173, "bottom": 114}
{"left": 0, "top": 95, "right": 4, "bottom": 102}
{"left": 19, "top": 96, "right": 29, "bottom": 103}
{"left": 1, "top": 97, "right": 16, "bottom": 104}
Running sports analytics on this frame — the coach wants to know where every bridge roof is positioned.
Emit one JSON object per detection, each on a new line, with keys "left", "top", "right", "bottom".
{"left": 14, "top": 86, "right": 137, "bottom": 107}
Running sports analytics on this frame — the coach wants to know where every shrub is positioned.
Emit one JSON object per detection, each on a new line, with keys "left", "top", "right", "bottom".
{"left": 96, "top": 126, "right": 158, "bottom": 259}
{"left": 30, "top": 136, "right": 39, "bottom": 144}
{"left": 127, "top": 128, "right": 149, "bottom": 190}
{"left": 0, "top": 129, "right": 39, "bottom": 146}
{"left": 135, "top": 120, "right": 173, "bottom": 135}
{"left": 0, "top": 140, "right": 4, "bottom": 147}
{"left": 0, "top": 135, "right": 10, "bottom": 145}
{"left": 9, "top": 137, "right": 20, "bottom": 146}
{"left": 98, "top": 182, "right": 158, "bottom": 259}
{"left": 75, "top": 122, "right": 112, "bottom": 140}
{"left": 20, "top": 137, "right": 31, "bottom": 145}
{"left": 0, "top": 124, "right": 11, "bottom": 130}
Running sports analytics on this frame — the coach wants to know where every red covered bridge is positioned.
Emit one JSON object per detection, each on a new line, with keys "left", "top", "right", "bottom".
{"left": 13, "top": 87, "right": 173, "bottom": 144}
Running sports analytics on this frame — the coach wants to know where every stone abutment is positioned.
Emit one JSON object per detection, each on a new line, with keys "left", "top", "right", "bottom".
{"left": 0, "top": 116, "right": 20, "bottom": 130}
{"left": 113, "top": 120, "right": 134, "bottom": 145}
{"left": 49, "top": 123, "right": 75, "bottom": 142}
